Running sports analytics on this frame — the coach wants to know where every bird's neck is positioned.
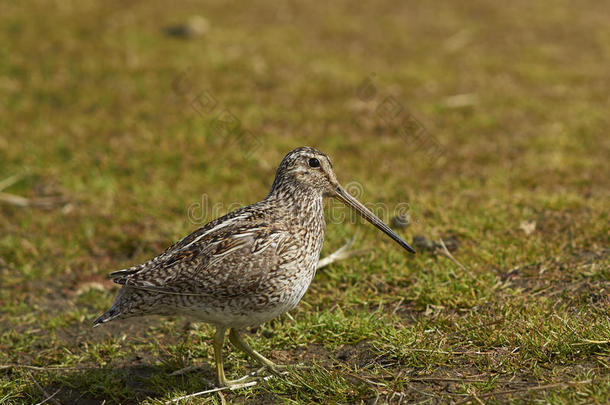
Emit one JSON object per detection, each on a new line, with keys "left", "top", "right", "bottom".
{"left": 265, "top": 183, "right": 325, "bottom": 228}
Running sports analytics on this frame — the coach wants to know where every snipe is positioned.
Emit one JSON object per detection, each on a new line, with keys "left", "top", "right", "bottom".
{"left": 94, "top": 146, "right": 415, "bottom": 387}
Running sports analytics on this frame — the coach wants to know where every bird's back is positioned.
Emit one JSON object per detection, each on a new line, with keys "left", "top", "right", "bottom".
{"left": 94, "top": 196, "right": 325, "bottom": 328}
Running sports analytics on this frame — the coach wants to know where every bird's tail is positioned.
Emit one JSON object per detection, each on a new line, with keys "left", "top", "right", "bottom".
{"left": 93, "top": 286, "right": 130, "bottom": 327}
{"left": 93, "top": 307, "right": 121, "bottom": 327}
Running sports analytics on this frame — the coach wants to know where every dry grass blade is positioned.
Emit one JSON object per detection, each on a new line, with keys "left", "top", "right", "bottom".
{"left": 0, "top": 192, "right": 64, "bottom": 208}
{"left": 437, "top": 238, "right": 476, "bottom": 277}
{"left": 317, "top": 233, "right": 369, "bottom": 270}
{"left": 217, "top": 390, "right": 227, "bottom": 405}
{"left": 0, "top": 364, "right": 88, "bottom": 371}
{"left": 0, "top": 175, "right": 23, "bottom": 192}
{"left": 35, "top": 389, "right": 61, "bottom": 405}
{"left": 454, "top": 380, "right": 592, "bottom": 404}
{"left": 26, "top": 370, "right": 62, "bottom": 405}
{"left": 0, "top": 192, "right": 31, "bottom": 207}
{"left": 165, "top": 374, "right": 282, "bottom": 403}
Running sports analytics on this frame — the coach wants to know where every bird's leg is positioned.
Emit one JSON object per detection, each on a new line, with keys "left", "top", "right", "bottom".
{"left": 228, "top": 329, "right": 291, "bottom": 376}
{"left": 213, "top": 326, "right": 253, "bottom": 387}
{"left": 213, "top": 326, "right": 229, "bottom": 386}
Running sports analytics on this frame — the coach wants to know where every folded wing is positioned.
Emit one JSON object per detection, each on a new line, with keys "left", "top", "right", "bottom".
{"left": 108, "top": 210, "right": 290, "bottom": 298}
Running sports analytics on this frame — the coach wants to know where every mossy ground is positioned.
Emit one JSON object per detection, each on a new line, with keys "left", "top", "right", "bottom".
{"left": 0, "top": 0, "right": 608, "bottom": 403}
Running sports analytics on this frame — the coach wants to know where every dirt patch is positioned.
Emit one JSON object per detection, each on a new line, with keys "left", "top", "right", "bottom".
{"left": 267, "top": 343, "right": 333, "bottom": 368}
{"left": 38, "top": 364, "right": 169, "bottom": 405}
{"left": 58, "top": 315, "right": 167, "bottom": 346}
{"left": 334, "top": 341, "right": 379, "bottom": 369}
{"left": 497, "top": 248, "right": 609, "bottom": 307}
{"left": 231, "top": 392, "right": 282, "bottom": 405}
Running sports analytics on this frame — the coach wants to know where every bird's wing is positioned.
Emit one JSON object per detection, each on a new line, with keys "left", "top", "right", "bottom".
{"left": 108, "top": 208, "right": 291, "bottom": 297}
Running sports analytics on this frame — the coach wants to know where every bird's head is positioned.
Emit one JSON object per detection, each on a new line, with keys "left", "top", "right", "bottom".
{"left": 270, "top": 146, "right": 415, "bottom": 254}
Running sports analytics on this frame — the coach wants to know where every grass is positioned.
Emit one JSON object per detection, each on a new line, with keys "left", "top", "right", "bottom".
{"left": 0, "top": 0, "right": 608, "bottom": 403}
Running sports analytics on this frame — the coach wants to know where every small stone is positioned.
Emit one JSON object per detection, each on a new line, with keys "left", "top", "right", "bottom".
{"left": 164, "top": 16, "right": 210, "bottom": 39}
{"left": 391, "top": 214, "right": 411, "bottom": 228}
{"left": 412, "top": 235, "right": 434, "bottom": 252}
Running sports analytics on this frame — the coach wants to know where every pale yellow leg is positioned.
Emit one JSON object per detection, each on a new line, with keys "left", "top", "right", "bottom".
{"left": 213, "top": 326, "right": 253, "bottom": 387}
{"left": 228, "top": 328, "right": 293, "bottom": 376}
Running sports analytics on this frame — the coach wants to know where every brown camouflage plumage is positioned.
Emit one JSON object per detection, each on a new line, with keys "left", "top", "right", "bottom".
{"left": 94, "top": 146, "right": 415, "bottom": 386}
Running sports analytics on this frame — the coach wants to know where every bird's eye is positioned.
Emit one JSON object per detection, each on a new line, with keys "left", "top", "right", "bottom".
{"left": 308, "top": 158, "right": 320, "bottom": 168}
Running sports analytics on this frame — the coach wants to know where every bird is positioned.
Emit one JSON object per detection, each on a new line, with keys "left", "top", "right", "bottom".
{"left": 94, "top": 146, "right": 415, "bottom": 387}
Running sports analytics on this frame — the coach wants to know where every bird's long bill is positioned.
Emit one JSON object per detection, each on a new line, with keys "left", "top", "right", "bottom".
{"left": 334, "top": 186, "right": 416, "bottom": 254}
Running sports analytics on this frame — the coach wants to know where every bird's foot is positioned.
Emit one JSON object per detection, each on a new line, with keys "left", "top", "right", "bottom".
{"left": 217, "top": 372, "right": 259, "bottom": 389}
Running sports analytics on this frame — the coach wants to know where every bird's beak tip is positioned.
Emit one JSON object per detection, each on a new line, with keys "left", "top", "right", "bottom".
{"left": 334, "top": 185, "right": 417, "bottom": 256}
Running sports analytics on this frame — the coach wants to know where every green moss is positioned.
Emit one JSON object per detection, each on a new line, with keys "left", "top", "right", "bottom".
{"left": 0, "top": 0, "right": 608, "bottom": 403}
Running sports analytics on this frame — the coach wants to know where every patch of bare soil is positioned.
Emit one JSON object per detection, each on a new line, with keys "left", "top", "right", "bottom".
{"left": 39, "top": 364, "right": 169, "bottom": 405}
{"left": 498, "top": 248, "right": 609, "bottom": 307}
